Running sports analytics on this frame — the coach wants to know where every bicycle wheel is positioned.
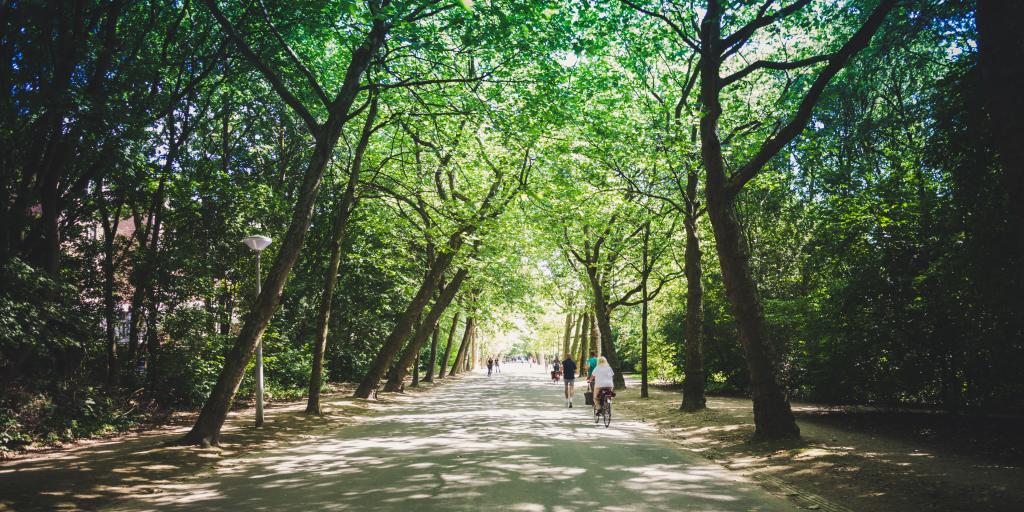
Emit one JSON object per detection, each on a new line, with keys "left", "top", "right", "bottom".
{"left": 603, "top": 401, "right": 611, "bottom": 427}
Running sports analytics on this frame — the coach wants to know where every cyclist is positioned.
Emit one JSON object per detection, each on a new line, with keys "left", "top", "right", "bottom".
{"left": 561, "top": 354, "right": 577, "bottom": 407}
{"left": 552, "top": 358, "right": 561, "bottom": 382}
{"left": 588, "top": 356, "right": 615, "bottom": 415}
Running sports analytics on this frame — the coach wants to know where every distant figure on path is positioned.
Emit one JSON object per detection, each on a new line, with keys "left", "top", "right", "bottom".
{"left": 561, "top": 354, "right": 577, "bottom": 408}
{"left": 588, "top": 356, "right": 614, "bottom": 414}
{"left": 487, "top": 357, "right": 494, "bottom": 376}
{"left": 494, "top": 357, "right": 501, "bottom": 374}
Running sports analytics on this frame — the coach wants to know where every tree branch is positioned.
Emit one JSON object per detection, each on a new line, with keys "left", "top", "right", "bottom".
{"left": 202, "top": 0, "right": 319, "bottom": 132}
{"left": 253, "top": 0, "right": 331, "bottom": 107}
{"left": 725, "top": 0, "right": 897, "bottom": 196}
{"left": 720, "top": 52, "right": 833, "bottom": 88}
{"left": 720, "top": 0, "right": 812, "bottom": 57}
{"left": 619, "top": 0, "right": 701, "bottom": 54}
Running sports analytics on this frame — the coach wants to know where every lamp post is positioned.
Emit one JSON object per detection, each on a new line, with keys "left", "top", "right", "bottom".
{"left": 242, "top": 235, "right": 272, "bottom": 427}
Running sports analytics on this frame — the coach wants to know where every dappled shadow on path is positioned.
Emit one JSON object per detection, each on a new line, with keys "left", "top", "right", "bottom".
{"left": 104, "top": 368, "right": 787, "bottom": 512}
{"left": 0, "top": 387, "right": 375, "bottom": 511}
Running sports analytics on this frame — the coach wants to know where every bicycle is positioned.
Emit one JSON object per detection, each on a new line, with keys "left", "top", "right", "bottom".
{"left": 594, "top": 388, "right": 613, "bottom": 427}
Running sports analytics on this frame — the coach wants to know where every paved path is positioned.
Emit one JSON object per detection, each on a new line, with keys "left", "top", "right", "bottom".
{"left": 107, "top": 365, "right": 792, "bottom": 511}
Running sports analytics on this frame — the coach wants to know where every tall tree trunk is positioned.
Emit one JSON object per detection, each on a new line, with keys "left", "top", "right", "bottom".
{"left": 469, "top": 323, "right": 478, "bottom": 371}
{"left": 411, "top": 346, "right": 421, "bottom": 387}
{"left": 423, "top": 324, "right": 440, "bottom": 382}
{"left": 306, "top": 96, "right": 379, "bottom": 415}
{"left": 640, "top": 222, "right": 650, "bottom": 398}
{"left": 437, "top": 311, "right": 460, "bottom": 378}
{"left": 178, "top": 19, "right": 388, "bottom": 445}
{"left": 569, "top": 312, "right": 582, "bottom": 357}
{"left": 578, "top": 312, "right": 590, "bottom": 376}
{"left": 450, "top": 317, "right": 474, "bottom": 376}
{"left": 697, "top": 0, "right": 798, "bottom": 440}
{"left": 383, "top": 267, "right": 469, "bottom": 391}
{"left": 588, "top": 311, "right": 599, "bottom": 360}
{"left": 681, "top": 215, "right": 706, "bottom": 411}
{"left": 354, "top": 240, "right": 461, "bottom": 398}
{"left": 976, "top": 0, "right": 1024, "bottom": 290}
{"left": 595, "top": 309, "right": 626, "bottom": 389}
{"left": 97, "top": 187, "right": 122, "bottom": 385}
{"left": 561, "top": 312, "right": 573, "bottom": 359}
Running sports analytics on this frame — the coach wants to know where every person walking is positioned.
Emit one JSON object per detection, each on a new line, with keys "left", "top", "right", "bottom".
{"left": 588, "top": 356, "right": 614, "bottom": 414}
{"left": 561, "top": 354, "right": 577, "bottom": 407}
{"left": 587, "top": 351, "right": 598, "bottom": 377}
{"left": 494, "top": 357, "right": 501, "bottom": 374}
{"left": 487, "top": 357, "right": 494, "bottom": 376}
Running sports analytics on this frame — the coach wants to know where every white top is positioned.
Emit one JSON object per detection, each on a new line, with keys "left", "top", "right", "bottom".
{"left": 592, "top": 365, "right": 615, "bottom": 388}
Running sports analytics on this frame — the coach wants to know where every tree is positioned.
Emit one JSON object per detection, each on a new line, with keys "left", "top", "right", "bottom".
{"left": 180, "top": 0, "right": 393, "bottom": 446}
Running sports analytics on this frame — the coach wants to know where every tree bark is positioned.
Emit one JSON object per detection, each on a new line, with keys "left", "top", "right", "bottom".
{"left": 423, "top": 324, "right": 440, "bottom": 382}
{"left": 695, "top": 0, "right": 893, "bottom": 439}
{"left": 561, "top": 312, "right": 573, "bottom": 359}
{"left": 354, "top": 232, "right": 463, "bottom": 398}
{"left": 595, "top": 308, "right": 626, "bottom": 389}
{"left": 976, "top": 0, "right": 1024, "bottom": 281}
{"left": 383, "top": 267, "right": 468, "bottom": 391}
{"left": 640, "top": 223, "right": 650, "bottom": 399}
{"left": 178, "top": 16, "right": 389, "bottom": 445}
{"left": 699, "top": 0, "right": 798, "bottom": 440}
{"left": 97, "top": 184, "right": 122, "bottom": 385}
{"left": 577, "top": 312, "right": 590, "bottom": 376}
{"left": 568, "top": 311, "right": 583, "bottom": 369}
{"left": 437, "top": 311, "right": 460, "bottom": 378}
{"left": 681, "top": 213, "right": 707, "bottom": 411}
{"left": 450, "top": 317, "right": 475, "bottom": 376}
{"left": 411, "top": 346, "right": 421, "bottom": 387}
{"left": 306, "top": 96, "right": 378, "bottom": 415}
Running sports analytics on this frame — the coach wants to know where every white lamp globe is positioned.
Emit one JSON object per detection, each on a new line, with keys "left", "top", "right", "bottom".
{"left": 242, "top": 235, "right": 273, "bottom": 251}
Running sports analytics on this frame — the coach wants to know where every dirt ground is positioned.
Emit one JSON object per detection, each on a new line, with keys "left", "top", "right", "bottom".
{"left": 614, "top": 382, "right": 1024, "bottom": 512}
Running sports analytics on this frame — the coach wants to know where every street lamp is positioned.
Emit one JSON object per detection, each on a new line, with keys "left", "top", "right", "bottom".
{"left": 242, "top": 234, "right": 272, "bottom": 427}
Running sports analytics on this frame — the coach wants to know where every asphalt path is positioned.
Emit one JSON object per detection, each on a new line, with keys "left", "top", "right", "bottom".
{"left": 110, "top": 364, "right": 794, "bottom": 511}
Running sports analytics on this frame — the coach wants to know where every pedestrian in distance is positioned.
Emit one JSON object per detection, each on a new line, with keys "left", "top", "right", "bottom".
{"left": 487, "top": 357, "right": 494, "bottom": 376}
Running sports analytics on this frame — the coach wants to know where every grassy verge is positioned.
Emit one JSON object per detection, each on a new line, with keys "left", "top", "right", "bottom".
{"left": 614, "top": 380, "right": 1024, "bottom": 512}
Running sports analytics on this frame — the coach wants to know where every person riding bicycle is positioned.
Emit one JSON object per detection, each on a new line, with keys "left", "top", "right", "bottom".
{"left": 588, "top": 356, "right": 614, "bottom": 414}
{"left": 561, "top": 354, "right": 577, "bottom": 408}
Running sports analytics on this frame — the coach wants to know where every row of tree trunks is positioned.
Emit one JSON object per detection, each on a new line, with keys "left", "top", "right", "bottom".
{"left": 383, "top": 267, "right": 469, "bottom": 391}
{"left": 437, "top": 311, "right": 461, "bottom": 378}
{"left": 449, "top": 317, "right": 475, "bottom": 376}
{"left": 305, "top": 95, "right": 380, "bottom": 415}
{"left": 568, "top": 311, "right": 583, "bottom": 368}
{"left": 352, "top": 229, "right": 464, "bottom": 398}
